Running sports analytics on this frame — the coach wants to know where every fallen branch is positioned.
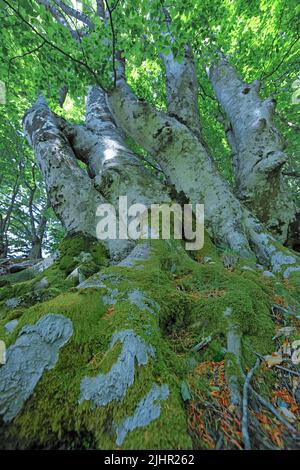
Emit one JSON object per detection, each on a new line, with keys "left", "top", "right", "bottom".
{"left": 238, "top": 359, "right": 298, "bottom": 437}
{"left": 224, "top": 309, "right": 242, "bottom": 407}
{"left": 249, "top": 386, "right": 298, "bottom": 435}
{"left": 270, "top": 364, "right": 300, "bottom": 377}
{"left": 242, "top": 358, "right": 260, "bottom": 450}
{"left": 192, "top": 335, "right": 212, "bottom": 351}
{"left": 254, "top": 352, "right": 300, "bottom": 377}
{"left": 272, "top": 303, "right": 300, "bottom": 319}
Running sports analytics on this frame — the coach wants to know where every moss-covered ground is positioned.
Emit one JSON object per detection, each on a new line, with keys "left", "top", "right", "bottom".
{"left": 0, "top": 233, "right": 299, "bottom": 449}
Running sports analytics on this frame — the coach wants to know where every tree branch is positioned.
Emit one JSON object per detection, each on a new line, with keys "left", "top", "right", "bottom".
{"left": 8, "top": 40, "right": 46, "bottom": 65}
{"left": 104, "top": 0, "right": 117, "bottom": 87}
{"left": 51, "top": 0, "right": 94, "bottom": 28}
{"left": 96, "top": 0, "right": 106, "bottom": 20}
{"left": 159, "top": 6, "right": 202, "bottom": 138}
{"left": 58, "top": 85, "right": 68, "bottom": 107}
{"left": 260, "top": 34, "right": 300, "bottom": 81}
{"left": 242, "top": 359, "right": 260, "bottom": 450}
{"left": 36, "top": 0, "right": 80, "bottom": 39}
{"left": 283, "top": 170, "right": 300, "bottom": 178}
{"left": 3, "top": 0, "right": 105, "bottom": 89}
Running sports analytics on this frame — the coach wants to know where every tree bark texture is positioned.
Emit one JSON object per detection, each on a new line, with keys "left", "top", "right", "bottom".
{"left": 208, "top": 55, "right": 297, "bottom": 244}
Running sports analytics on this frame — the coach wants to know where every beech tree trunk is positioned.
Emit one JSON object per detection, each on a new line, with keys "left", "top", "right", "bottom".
{"left": 208, "top": 55, "right": 298, "bottom": 245}
{"left": 1, "top": 4, "right": 300, "bottom": 450}
{"left": 0, "top": 232, "right": 8, "bottom": 259}
{"left": 21, "top": 43, "right": 300, "bottom": 273}
{"left": 0, "top": 173, "right": 21, "bottom": 258}
{"left": 107, "top": 63, "right": 300, "bottom": 275}
{"left": 29, "top": 238, "right": 42, "bottom": 260}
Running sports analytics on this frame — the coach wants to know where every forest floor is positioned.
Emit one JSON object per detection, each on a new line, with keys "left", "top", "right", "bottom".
{"left": 1, "top": 241, "right": 300, "bottom": 450}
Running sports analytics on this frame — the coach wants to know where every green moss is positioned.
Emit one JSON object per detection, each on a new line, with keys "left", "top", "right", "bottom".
{"left": 1, "top": 240, "right": 193, "bottom": 449}
{"left": 224, "top": 352, "right": 243, "bottom": 386}
{"left": 0, "top": 279, "right": 34, "bottom": 299}
{"left": 1, "top": 267, "right": 36, "bottom": 284}
{"left": 252, "top": 366, "right": 277, "bottom": 401}
{"left": 0, "top": 234, "right": 110, "bottom": 328}
{"left": 0, "top": 266, "right": 74, "bottom": 325}
{"left": 58, "top": 234, "right": 108, "bottom": 275}
{"left": 0, "top": 279, "right": 10, "bottom": 288}
{"left": 35, "top": 263, "right": 74, "bottom": 290}
{"left": 1, "top": 236, "right": 296, "bottom": 450}
{"left": 173, "top": 255, "right": 275, "bottom": 372}
{"left": 286, "top": 271, "right": 300, "bottom": 304}
{"left": 201, "top": 338, "right": 225, "bottom": 362}
{"left": 191, "top": 229, "right": 220, "bottom": 262}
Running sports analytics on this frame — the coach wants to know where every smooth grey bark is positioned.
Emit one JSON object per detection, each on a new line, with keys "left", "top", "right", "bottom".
{"left": 57, "top": 86, "right": 171, "bottom": 232}
{"left": 78, "top": 86, "right": 170, "bottom": 210}
{"left": 23, "top": 88, "right": 172, "bottom": 260}
{"left": 23, "top": 97, "right": 106, "bottom": 241}
{"left": 23, "top": 96, "right": 131, "bottom": 260}
{"left": 109, "top": 79, "right": 251, "bottom": 255}
{"left": 23, "top": 81, "right": 300, "bottom": 275}
{"left": 108, "top": 77, "right": 300, "bottom": 274}
{"left": 162, "top": 46, "right": 202, "bottom": 140}
{"left": 208, "top": 55, "right": 297, "bottom": 244}
{"left": 24, "top": 166, "right": 49, "bottom": 260}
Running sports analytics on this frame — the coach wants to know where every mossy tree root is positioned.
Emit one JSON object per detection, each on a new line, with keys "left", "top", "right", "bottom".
{"left": 1, "top": 235, "right": 299, "bottom": 449}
